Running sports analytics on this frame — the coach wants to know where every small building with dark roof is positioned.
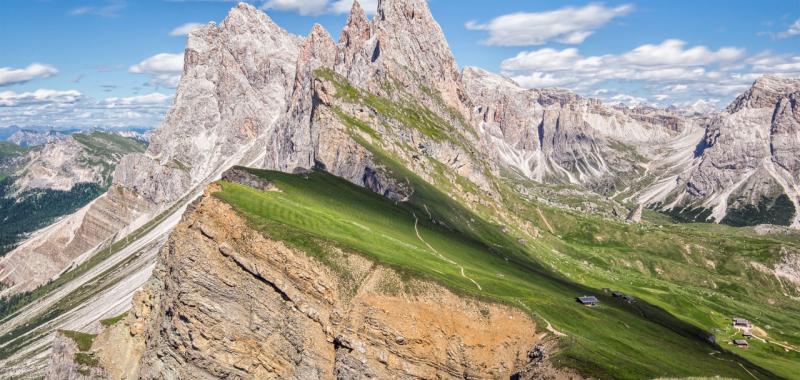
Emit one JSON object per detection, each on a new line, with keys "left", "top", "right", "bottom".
{"left": 743, "top": 331, "right": 754, "bottom": 339}
{"left": 622, "top": 295, "right": 636, "bottom": 303}
{"left": 733, "top": 339, "right": 749, "bottom": 348}
{"left": 732, "top": 318, "right": 751, "bottom": 328}
{"left": 612, "top": 291, "right": 624, "bottom": 298}
{"left": 577, "top": 296, "right": 600, "bottom": 306}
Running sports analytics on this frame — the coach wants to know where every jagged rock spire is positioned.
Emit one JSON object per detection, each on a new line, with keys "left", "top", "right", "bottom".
{"left": 340, "top": 0, "right": 371, "bottom": 46}
{"left": 370, "top": 0, "right": 469, "bottom": 117}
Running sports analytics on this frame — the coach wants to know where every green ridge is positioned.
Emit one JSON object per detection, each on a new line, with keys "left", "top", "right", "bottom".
{"left": 214, "top": 167, "right": 785, "bottom": 380}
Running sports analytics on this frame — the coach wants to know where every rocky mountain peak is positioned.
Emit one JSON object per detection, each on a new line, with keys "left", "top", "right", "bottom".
{"left": 727, "top": 75, "right": 800, "bottom": 113}
{"left": 370, "top": 0, "right": 466, "bottom": 112}
{"left": 114, "top": 1, "right": 302, "bottom": 205}
{"left": 340, "top": 0, "right": 371, "bottom": 45}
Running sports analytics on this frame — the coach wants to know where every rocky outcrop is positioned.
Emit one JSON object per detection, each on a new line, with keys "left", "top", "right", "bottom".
{"left": 653, "top": 76, "right": 800, "bottom": 226}
{"left": 114, "top": 2, "right": 302, "bottom": 205}
{"left": 44, "top": 333, "right": 107, "bottom": 380}
{"left": 12, "top": 133, "right": 146, "bottom": 194}
{"left": 463, "top": 68, "right": 800, "bottom": 227}
{"left": 266, "top": 0, "right": 493, "bottom": 204}
{"left": 15, "top": 137, "right": 100, "bottom": 192}
{"left": 8, "top": 129, "right": 69, "bottom": 147}
{"left": 1, "top": 3, "right": 303, "bottom": 294}
{"left": 85, "top": 187, "right": 545, "bottom": 379}
{"left": 463, "top": 66, "right": 682, "bottom": 193}
{"left": 0, "top": 186, "right": 154, "bottom": 294}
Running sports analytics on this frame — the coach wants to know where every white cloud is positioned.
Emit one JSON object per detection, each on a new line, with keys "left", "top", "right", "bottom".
{"left": 465, "top": 4, "right": 633, "bottom": 46}
{"left": 0, "top": 64, "right": 58, "bottom": 86}
{"left": 748, "top": 53, "right": 800, "bottom": 74}
{"left": 0, "top": 90, "right": 171, "bottom": 129}
{"left": 170, "top": 22, "right": 206, "bottom": 36}
{"left": 262, "top": 0, "right": 378, "bottom": 16}
{"left": 129, "top": 53, "right": 184, "bottom": 88}
{"left": 0, "top": 89, "right": 82, "bottom": 107}
{"left": 777, "top": 18, "right": 800, "bottom": 39}
{"left": 329, "top": 0, "right": 378, "bottom": 16}
{"left": 621, "top": 39, "right": 744, "bottom": 66}
{"left": 500, "top": 40, "right": 749, "bottom": 95}
{"left": 129, "top": 53, "right": 184, "bottom": 74}
{"left": 262, "top": 0, "right": 329, "bottom": 16}
{"left": 105, "top": 93, "right": 172, "bottom": 107}
{"left": 496, "top": 39, "right": 771, "bottom": 107}
{"left": 501, "top": 40, "right": 743, "bottom": 74}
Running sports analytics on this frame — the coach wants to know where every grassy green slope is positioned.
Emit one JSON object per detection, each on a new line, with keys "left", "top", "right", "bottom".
{"left": 0, "top": 141, "right": 29, "bottom": 180}
{"left": 249, "top": 67, "right": 796, "bottom": 378}
{"left": 504, "top": 179, "right": 800, "bottom": 378}
{"left": 0, "top": 141, "right": 28, "bottom": 156}
{"left": 72, "top": 132, "right": 147, "bottom": 182}
{"left": 215, "top": 168, "right": 781, "bottom": 380}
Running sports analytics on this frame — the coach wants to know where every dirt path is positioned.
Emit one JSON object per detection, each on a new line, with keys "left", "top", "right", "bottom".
{"left": 709, "top": 350, "right": 760, "bottom": 380}
{"left": 537, "top": 207, "right": 555, "bottom": 234}
{"left": 542, "top": 317, "right": 567, "bottom": 337}
{"left": 513, "top": 299, "right": 567, "bottom": 337}
{"left": 412, "top": 213, "right": 482, "bottom": 291}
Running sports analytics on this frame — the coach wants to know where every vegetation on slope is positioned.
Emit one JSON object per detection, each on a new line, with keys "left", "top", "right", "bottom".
{"left": 72, "top": 131, "right": 147, "bottom": 183}
{"left": 0, "top": 133, "right": 146, "bottom": 255}
{"left": 297, "top": 70, "right": 798, "bottom": 377}
{"left": 0, "top": 141, "right": 30, "bottom": 181}
{"left": 0, "top": 141, "right": 28, "bottom": 157}
{"left": 214, "top": 168, "right": 782, "bottom": 380}
{"left": 722, "top": 194, "right": 795, "bottom": 227}
{"left": 0, "top": 179, "right": 104, "bottom": 255}
{"left": 0, "top": 187, "right": 188, "bottom": 347}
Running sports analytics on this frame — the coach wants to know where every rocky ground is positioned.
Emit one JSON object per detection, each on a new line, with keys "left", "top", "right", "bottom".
{"left": 64, "top": 186, "right": 581, "bottom": 379}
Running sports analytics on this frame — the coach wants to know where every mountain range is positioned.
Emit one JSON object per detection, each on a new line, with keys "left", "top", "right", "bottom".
{"left": 1, "top": 1, "right": 799, "bottom": 379}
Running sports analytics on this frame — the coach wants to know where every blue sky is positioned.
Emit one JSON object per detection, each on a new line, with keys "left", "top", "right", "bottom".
{"left": 1, "top": 0, "right": 799, "bottom": 128}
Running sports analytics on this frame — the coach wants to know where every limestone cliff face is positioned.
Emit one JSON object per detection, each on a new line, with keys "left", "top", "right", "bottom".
{"left": 660, "top": 76, "right": 800, "bottom": 225}
{"left": 114, "top": 2, "right": 302, "bottom": 205}
{"left": 266, "top": 0, "right": 493, "bottom": 203}
{"left": 0, "top": 187, "right": 153, "bottom": 294}
{"left": 14, "top": 137, "right": 107, "bottom": 193}
{"left": 463, "top": 66, "right": 800, "bottom": 226}
{"left": 1, "top": 3, "right": 304, "bottom": 295}
{"left": 462, "top": 66, "right": 682, "bottom": 193}
{"left": 83, "top": 187, "right": 563, "bottom": 379}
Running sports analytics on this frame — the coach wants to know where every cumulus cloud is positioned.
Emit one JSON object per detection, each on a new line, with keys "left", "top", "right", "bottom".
{"left": 329, "top": 0, "right": 378, "bottom": 15}
{"left": 500, "top": 39, "right": 755, "bottom": 105}
{"left": 104, "top": 93, "right": 172, "bottom": 107}
{"left": 129, "top": 53, "right": 184, "bottom": 88}
{"left": 776, "top": 18, "right": 800, "bottom": 39}
{"left": 169, "top": 22, "right": 206, "bottom": 36}
{"left": 622, "top": 39, "right": 744, "bottom": 66}
{"left": 466, "top": 4, "right": 633, "bottom": 46}
{"left": 0, "top": 89, "right": 81, "bottom": 107}
{"left": 262, "top": 0, "right": 329, "bottom": 16}
{"left": 0, "top": 90, "right": 170, "bottom": 129}
{"left": 0, "top": 64, "right": 58, "bottom": 86}
{"left": 492, "top": 37, "right": 800, "bottom": 110}
{"left": 262, "top": 0, "right": 377, "bottom": 16}
{"left": 748, "top": 53, "right": 800, "bottom": 74}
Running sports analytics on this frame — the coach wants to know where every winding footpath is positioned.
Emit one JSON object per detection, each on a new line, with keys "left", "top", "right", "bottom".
{"left": 412, "top": 212, "right": 482, "bottom": 291}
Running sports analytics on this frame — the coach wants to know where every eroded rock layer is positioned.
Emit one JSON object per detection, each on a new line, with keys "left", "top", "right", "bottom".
{"left": 85, "top": 188, "right": 557, "bottom": 379}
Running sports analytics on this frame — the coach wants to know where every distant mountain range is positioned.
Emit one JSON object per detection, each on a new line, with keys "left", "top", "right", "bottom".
{"left": 0, "top": 126, "right": 151, "bottom": 147}
{"left": 1, "top": 1, "right": 799, "bottom": 379}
